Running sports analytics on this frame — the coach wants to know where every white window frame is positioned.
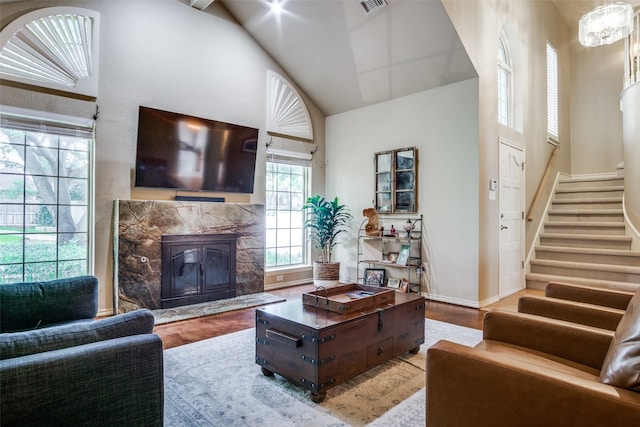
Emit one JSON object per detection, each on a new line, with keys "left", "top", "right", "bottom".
{"left": 546, "top": 41, "right": 559, "bottom": 139}
{"left": 265, "top": 152, "right": 310, "bottom": 270}
{"left": 498, "top": 32, "right": 513, "bottom": 127}
{"left": 0, "top": 106, "right": 95, "bottom": 283}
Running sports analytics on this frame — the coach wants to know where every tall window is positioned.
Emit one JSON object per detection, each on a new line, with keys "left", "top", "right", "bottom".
{"left": 265, "top": 157, "right": 309, "bottom": 268}
{"left": 0, "top": 110, "right": 93, "bottom": 284}
{"left": 546, "top": 41, "right": 559, "bottom": 139}
{"left": 498, "top": 34, "right": 512, "bottom": 126}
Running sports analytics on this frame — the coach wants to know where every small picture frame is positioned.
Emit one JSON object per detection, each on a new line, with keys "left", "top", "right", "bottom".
{"left": 387, "top": 278, "right": 400, "bottom": 289}
{"left": 396, "top": 244, "right": 410, "bottom": 266}
{"left": 399, "top": 278, "right": 410, "bottom": 293}
{"left": 364, "top": 268, "right": 386, "bottom": 286}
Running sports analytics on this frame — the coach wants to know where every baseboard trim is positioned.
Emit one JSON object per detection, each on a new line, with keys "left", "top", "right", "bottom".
{"left": 265, "top": 278, "right": 312, "bottom": 291}
{"left": 424, "top": 293, "right": 480, "bottom": 309}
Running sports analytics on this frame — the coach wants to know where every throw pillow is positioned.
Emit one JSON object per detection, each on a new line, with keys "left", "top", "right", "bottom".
{"left": 0, "top": 309, "right": 155, "bottom": 360}
{"left": 599, "top": 290, "right": 640, "bottom": 391}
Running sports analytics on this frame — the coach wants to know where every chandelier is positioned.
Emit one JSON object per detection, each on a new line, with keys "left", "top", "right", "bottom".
{"left": 579, "top": 2, "right": 634, "bottom": 47}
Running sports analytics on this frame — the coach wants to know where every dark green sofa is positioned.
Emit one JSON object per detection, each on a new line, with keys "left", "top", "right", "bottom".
{"left": 0, "top": 276, "right": 164, "bottom": 426}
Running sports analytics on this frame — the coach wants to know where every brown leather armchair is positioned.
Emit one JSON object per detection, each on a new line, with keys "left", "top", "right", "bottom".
{"left": 426, "top": 298, "right": 640, "bottom": 426}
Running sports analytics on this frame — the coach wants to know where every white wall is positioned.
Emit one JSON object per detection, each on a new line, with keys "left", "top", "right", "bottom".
{"left": 0, "top": 0, "right": 325, "bottom": 314}
{"left": 326, "top": 79, "right": 480, "bottom": 306}
{"left": 621, "top": 83, "right": 640, "bottom": 243}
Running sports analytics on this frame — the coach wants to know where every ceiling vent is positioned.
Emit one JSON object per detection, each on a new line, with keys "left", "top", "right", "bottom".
{"left": 360, "top": 0, "right": 388, "bottom": 15}
{"left": 190, "top": 0, "right": 215, "bottom": 11}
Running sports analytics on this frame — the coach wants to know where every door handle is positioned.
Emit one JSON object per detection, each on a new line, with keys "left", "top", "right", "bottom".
{"left": 500, "top": 225, "right": 508, "bottom": 230}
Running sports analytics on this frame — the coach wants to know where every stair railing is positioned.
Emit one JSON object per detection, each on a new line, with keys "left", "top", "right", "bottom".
{"left": 624, "top": 9, "right": 639, "bottom": 88}
{"left": 527, "top": 140, "right": 560, "bottom": 222}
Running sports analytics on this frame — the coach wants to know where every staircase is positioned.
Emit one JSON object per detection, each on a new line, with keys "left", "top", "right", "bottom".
{"left": 526, "top": 175, "right": 640, "bottom": 292}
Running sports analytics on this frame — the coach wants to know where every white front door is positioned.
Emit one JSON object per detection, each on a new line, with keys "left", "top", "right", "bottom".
{"left": 499, "top": 140, "right": 525, "bottom": 297}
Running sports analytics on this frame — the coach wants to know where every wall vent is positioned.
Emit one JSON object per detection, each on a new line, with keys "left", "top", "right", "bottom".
{"left": 360, "top": 0, "right": 388, "bottom": 14}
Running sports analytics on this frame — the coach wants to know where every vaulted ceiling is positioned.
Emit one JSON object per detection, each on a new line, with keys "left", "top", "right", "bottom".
{"left": 219, "top": 0, "right": 639, "bottom": 116}
{"left": 219, "top": 0, "right": 477, "bottom": 116}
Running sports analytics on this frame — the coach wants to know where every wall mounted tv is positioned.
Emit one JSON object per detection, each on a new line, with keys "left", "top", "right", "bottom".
{"left": 134, "top": 106, "right": 258, "bottom": 194}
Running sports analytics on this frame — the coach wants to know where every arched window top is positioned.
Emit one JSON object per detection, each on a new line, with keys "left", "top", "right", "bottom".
{"left": 498, "top": 30, "right": 513, "bottom": 127}
{"left": 266, "top": 70, "right": 314, "bottom": 142}
{"left": 498, "top": 37, "right": 507, "bottom": 62}
{"left": 498, "top": 32, "right": 511, "bottom": 71}
{"left": 0, "top": 7, "right": 100, "bottom": 98}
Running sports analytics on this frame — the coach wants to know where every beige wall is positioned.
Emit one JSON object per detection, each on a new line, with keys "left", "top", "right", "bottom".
{"left": 0, "top": 0, "right": 324, "bottom": 314}
{"left": 326, "top": 79, "right": 480, "bottom": 306}
{"left": 621, "top": 83, "right": 640, "bottom": 243}
{"left": 442, "top": 0, "right": 572, "bottom": 305}
{"left": 570, "top": 28, "right": 625, "bottom": 174}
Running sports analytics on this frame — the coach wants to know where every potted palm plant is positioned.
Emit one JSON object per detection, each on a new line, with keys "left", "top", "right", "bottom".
{"left": 303, "top": 195, "right": 352, "bottom": 286}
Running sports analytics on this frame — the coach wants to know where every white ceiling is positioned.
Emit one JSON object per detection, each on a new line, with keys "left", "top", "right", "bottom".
{"left": 219, "top": 0, "right": 639, "bottom": 116}
{"left": 219, "top": 0, "right": 477, "bottom": 116}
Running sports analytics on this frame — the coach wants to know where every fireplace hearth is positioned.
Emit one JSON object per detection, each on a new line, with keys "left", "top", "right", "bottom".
{"left": 161, "top": 233, "right": 237, "bottom": 308}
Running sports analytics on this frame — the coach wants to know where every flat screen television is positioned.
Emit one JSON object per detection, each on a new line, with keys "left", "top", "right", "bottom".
{"left": 134, "top": 106, "right": 258, "bottom": 194}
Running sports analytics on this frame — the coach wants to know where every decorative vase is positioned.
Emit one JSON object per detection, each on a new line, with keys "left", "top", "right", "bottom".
{"left": 403, "top": 219, "right": 415, "bottom": 238}
{"left": 313, "top": 261, "right": 340, "bottom": 287}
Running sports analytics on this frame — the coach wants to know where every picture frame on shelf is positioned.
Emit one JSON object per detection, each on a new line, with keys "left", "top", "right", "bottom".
{"left": 399, "top": 278, "right": 410, "bottom": 293}
{"left": 387, "top": 278, "right": 400, "bottom": 289}
{"left": 396, "top": 244, "right": 410, "bottom": 266}
{"left": 364, "top": 268, "right": 386, "bottom": 286}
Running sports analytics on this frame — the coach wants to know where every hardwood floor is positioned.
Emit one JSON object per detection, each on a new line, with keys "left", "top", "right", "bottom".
{"left": 154, "top": 283, "right": 487, "bottom": 349}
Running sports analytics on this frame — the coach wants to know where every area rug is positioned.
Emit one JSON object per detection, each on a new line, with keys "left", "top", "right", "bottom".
{"left": 152, "top": 292, "right": 285, "bottom": 325}
{"left": 164, "top": 319, "right": 482, "bottom": 426}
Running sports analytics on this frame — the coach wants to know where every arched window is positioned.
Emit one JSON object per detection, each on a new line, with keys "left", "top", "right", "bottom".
{"left": 498, "top": 33, "right": 512, "bottom": 127}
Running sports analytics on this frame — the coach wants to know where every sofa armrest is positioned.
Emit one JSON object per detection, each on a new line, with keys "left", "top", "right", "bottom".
{"left": 518, "top": 295, "right": 625, "bottom": 330}
{"left": 483, "top": 309, "right": 613, "bottom": 369}
{"left": 0, "top": 276, "right": 99, "bottom": 332}
{"left": 545, "top": 281, "right": 635, "bottom": 310}
{"left": 426, "top": 340, "right": 640, "bottom": 427}
{"left": 0, "top": 309, "right": 155, "bottom": 360}
{"left": 0, "top": 334, "right": 163, "bottom": 427}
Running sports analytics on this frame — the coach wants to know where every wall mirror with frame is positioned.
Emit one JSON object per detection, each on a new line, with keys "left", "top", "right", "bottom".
{"left": 375, "top": 147, "right": 417, "bottom": 213}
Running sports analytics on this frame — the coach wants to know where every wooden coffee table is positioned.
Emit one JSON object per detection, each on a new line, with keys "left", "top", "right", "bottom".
{"left": 255, "top": 289, "right": 425, "bottom": 402}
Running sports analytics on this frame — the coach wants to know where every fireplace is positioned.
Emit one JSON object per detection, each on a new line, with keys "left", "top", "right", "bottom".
{"left": 161, "top": 233, "right": 237, "bottom": 308}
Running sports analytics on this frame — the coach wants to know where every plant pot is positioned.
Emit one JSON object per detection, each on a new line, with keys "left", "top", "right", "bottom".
{"left": 313, "top": 261, "right": 340, "bottom": 287}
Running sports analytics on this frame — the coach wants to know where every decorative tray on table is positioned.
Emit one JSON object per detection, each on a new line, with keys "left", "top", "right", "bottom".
{"left": 302, "top": 283, "right": 395, "bottom": 314}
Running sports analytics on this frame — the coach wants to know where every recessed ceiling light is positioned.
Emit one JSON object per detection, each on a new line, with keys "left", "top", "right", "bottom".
{"left": 271, "top": 1, "right": 283, "bottom": 15}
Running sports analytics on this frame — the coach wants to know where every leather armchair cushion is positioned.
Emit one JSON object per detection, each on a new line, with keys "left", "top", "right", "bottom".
{"left": 600, "top": 290, "right": 640, "bottom": 391}
{"left": 0, "top": 309, "right": 155, "bottom": 360}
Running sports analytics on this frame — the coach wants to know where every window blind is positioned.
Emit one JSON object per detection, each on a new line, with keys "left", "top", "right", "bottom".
{"left": 0, "top": 111, "right": 94, "bottom": 138}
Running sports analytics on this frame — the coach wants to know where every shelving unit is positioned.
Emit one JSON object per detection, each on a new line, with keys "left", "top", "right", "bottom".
{"left": 357, "top": 215, "right": 423, "bottom": 293}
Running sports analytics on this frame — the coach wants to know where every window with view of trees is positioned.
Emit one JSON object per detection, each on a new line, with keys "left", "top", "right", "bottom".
{"left": 0, "top": 112, "right": 93, "bottom": 284}
{"left": 265, "top": 160, "right": 309, "bottom": 268}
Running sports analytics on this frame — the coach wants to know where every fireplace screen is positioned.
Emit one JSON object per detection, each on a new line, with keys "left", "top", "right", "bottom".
{"left": 161, "top": 234, "right": 237, "bottom": 308}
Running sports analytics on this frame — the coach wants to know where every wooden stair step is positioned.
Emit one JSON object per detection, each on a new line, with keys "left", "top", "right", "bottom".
{"left": 550, "top": 198, "right": 622, "bottom": 210}
{"left": 557, "top": 177, "right": 624, "bottom": 189}
{"left": 525, "top": 273, "right": 640, "bottom": 292}
{"left": 535, "top": 245, "right": 640, "bottom": 266}
{"left": 539, "top": 233, "right": 632, "bottom": 250}
{"left": 543, "top": 221, "right": 626, "bottom": 235}
{"left": 547, "top": 209, "right": 624, "bottom": 222}
{"left": 529, "top": 259, "right": 640, "bottom": 284}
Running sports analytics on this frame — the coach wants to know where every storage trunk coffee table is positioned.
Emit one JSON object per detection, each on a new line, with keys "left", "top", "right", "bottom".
{"left": 255, "top": 284, "right": 425, "bottom": 402}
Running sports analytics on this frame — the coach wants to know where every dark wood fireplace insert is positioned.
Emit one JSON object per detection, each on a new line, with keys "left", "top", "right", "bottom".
{"left": 161, "top": 233, "right": 237, "bottom": 308}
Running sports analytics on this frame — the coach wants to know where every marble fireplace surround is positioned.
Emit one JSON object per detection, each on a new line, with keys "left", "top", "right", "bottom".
{"left": 114, "top": 199, "right": 265, "bottom": 313}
